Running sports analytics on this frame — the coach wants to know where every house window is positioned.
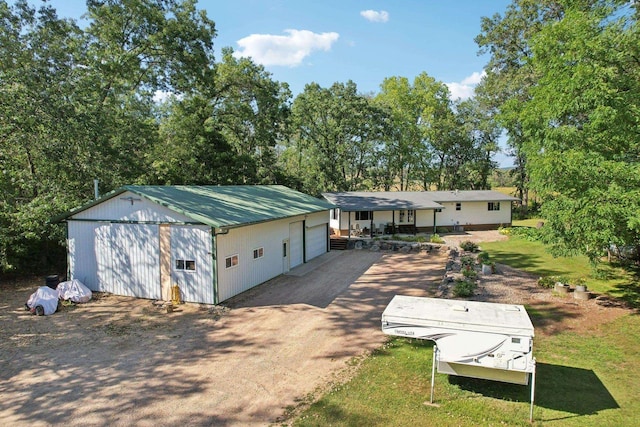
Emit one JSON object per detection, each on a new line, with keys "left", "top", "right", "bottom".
{"left": 331, "top": 208, "right": 339, "bottom": 220}
{"left": 355, "top": 211, "right": 371, "bottom": 221}
{"left": 456, "top": 202, "right": 461, "bottom": 211}
{"left": 398, "top": 210, "right": 414, "bottom": 223}
{"left": 225, "top": 254, "right": 239, "bottom": 269}
{"left": 175, "top": 259, "right": 196, "bottom": 271}
{"left": 253, "top": 247, "right": 264, "bottom": 259}
{"left": 488, "top": 202, "right": 501, "bottom": 211}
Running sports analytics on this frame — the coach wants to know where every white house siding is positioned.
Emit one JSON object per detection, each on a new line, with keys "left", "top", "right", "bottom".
{"left": 170, "top": 225, "right": 214, "bottom": 304}
{"left": 415, "top": 210, "right": 435, "bottom": 228}
{"left": 437, "top": 201, "right": 512, "bottom": 228}
{"left": 289, "top": 221, "right": 304, "bottom": 268}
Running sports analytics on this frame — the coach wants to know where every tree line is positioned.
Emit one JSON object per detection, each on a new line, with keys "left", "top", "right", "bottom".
{"left": 1, "top": 0, "right": 638, "bottom": 272}
{"left": 0, "top": 0, "right": 500, "bottom": 272}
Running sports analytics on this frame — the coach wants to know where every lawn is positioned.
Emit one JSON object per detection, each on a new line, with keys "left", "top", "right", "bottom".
{"left": 480, "top": 234, "right": 637, "bottom": 303}
{"left": 292, "top": 235, "right": 640, "bottom": 426}
{"left": 294, "top": 312, "right": 640, "bottom": 427}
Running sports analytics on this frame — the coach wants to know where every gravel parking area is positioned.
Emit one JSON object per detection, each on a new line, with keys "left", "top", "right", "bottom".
{"left": 0, "top": 249, "right": 447, "bottom": 426}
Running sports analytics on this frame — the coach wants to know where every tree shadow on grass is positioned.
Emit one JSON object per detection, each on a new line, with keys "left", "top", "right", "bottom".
{"left": 449, "top": 363, "right": 618, "bottom": 420}
{"left": 609, "top": 265, "right": 640, "bottom": 309}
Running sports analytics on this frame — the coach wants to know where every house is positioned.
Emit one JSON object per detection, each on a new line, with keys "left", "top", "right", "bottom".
{"left": 55, "top": 185, "right": 334, "bottom": 304}
{"left": 322, "top": 190, "right": 519, "bottom": 236}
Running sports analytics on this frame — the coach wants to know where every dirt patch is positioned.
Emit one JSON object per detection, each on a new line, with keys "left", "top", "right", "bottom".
{"left": 0, "top": 245, "right": 632, "bottom": 426}
{"left": 442, "top": 230, "right": 509, "bottom": 247}
{"left": 0, "top": 250, "right": 447, "bottom": 426}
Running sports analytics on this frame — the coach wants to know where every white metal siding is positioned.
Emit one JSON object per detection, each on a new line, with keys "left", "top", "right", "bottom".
{"left": 216, "top": 219, "right": 291, "bottom": 301}
{"left": 289, "top": 221, "right": 303, "bottom": 268}
{"left": 73, "top": 191, "right": 194, "bottom": 223}
{"left": 170, "top": 225, "right": 214, "bottom": 304}
{"left": 89, "top": 223, "right": 161, "bottom": 299}
{"left": 306, "top": 224, "right": 327, "bottom": 260}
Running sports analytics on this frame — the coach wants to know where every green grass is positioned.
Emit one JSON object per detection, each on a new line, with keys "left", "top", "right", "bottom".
{"left": 480, "top": 236, "right": 637, "bottom": 300}
{"left": 512, "top": 218, "right": 544, "bottom": 228}
{"left": 295, "top": 314, "right": 640, "bottom": 426}
{"left": 292, "top": 233, "right": 640, "bottom": 426}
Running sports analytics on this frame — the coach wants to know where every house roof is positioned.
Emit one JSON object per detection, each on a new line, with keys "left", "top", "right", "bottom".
{"left": 56, "top": 185, "right": 335, "bottom": 229}
{"left": 322, "top": 190, "right": 519, "bottom": 211}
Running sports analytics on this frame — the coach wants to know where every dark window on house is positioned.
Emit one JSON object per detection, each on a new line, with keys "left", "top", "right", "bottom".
{"left": 225, "top": 254, "right": 239, "bottom": 269}
{"left": 175, "top": 259, "right": 185, "bottom": 270}
{"left": 253, "top": 247, "right": 264, "bottom": 259}
{"left": 355, "top": 211, "right": 372, "bottom": 221}
{"left": 331, "top": 208, "right": 339, "bottom": 220}
{"left": 488, "top": 202, "right": 501, "bottom": 211}
{"left": 283, "top": 242, "right": 287, "bottom": 257}
{"left": 456, "top": 202, "right": 461, "bottom": 211}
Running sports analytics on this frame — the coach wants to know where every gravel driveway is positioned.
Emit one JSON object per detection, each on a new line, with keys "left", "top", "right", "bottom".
{"left": 0, "top": 249, "right": 447, "bottom": 426}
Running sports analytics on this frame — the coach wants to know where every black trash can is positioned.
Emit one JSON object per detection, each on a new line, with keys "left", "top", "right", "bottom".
{"left": 45, "top": 275, "right": 60, "bottom": 290}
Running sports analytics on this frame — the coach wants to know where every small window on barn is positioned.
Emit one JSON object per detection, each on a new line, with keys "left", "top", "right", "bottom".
{"left": 488, "top": 202, "right": 501, "bottom": 211}
{"left": 253, "top": 247, "right": 264, "bottom": 259}
{"left": 456, "top": 202, "right": 461, "bottom": 211}
{"left": 175, "top": 259, "right": 196, "bottom": 271}
{"left": 355, "top": 211, "right": 371, "bottom": 221}
{"left": 225, "top": 254, "right": 239, "bottom": 269}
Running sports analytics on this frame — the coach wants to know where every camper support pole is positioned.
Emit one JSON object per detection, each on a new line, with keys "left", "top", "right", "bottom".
{"left": 430, "top": 345, "right": 437, "bottom": 404}
{"left": 529, "top": 358, "right": 536, "bottom": 423}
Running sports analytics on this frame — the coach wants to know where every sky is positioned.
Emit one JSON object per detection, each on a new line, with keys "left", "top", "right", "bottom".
{"left": 27, "top": 0, "right": 515, "bottom": 166}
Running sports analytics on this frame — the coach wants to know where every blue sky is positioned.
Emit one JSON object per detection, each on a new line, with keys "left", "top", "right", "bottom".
{"left": 29, "top": 0, "right": 515, "bottom": 165}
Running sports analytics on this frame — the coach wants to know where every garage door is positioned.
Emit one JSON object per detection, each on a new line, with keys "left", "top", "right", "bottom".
{"left": 306, "top": 224, "right": 327, "bottom": 261}
{"left": 170, "top": 225, "right": 214, "bottom": 304}
{"left": 289, "top": 221, "right": 304, "bottom": 268}
{"left": 95, "top": 223, "right": 161, "bottom": 300}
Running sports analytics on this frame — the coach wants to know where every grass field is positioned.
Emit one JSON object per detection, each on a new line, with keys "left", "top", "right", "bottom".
{"left": 295, "top": 315, "right": 640, "bottom": 426}
{"left": 292, "top": 235, "right": 640, "bottom": 426}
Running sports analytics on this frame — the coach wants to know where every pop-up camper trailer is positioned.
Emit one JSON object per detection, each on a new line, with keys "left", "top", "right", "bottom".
{"left": 381, "top": 295, "right": 536, "bottom": 421}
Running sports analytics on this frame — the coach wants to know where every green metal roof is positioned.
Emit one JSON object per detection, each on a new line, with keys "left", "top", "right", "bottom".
{"left": 56, "top": 185, "right": 335, "bottom": 229}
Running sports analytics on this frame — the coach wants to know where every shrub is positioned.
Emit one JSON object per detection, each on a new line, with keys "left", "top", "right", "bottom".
{"left": 498, "top": 226, "right": 512, "bottom": 235}
{"left": 453, "top": 279, "right": 476, "bottom": 297}
{"left": 460, "top": 255, "right": 475, "bottom": 268}
{"left": 462, "top": 267, "right": 478, "bottom": 280}
{"left": 511, "top": 226, "right": 542, "bottom": 242}
{"left": 476, "top": 251, "right": 490, "bottom": 264}
{"left": 430, "top": 233, "right": 444, "bottom": 244}
{"left": 537, "top": 276, "right": 555, "bottom": 289}
{"left": 460, "top": 240, "right": 479, "bottom": 252}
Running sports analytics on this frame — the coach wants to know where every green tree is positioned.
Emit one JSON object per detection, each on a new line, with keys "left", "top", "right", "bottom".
{"left": 289, "top": 81, "right": 387, "bottom": 194}
{"left": 520, "top": 1, "right": 640, "bottom": 262}
{"left": 0, "top": 0, "right": 220, "bottom": 271}
{"left": 475, "top": 0, "right": 565, "bottom": 210}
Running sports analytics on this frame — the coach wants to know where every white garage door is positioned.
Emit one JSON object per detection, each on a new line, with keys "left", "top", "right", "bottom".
{"left": 95, "top": 223, "right": 161, "bottom": 300}
{"left": 306, "top": 224, "right": 327, "bottom": 261}
{"left": 289, "top": 221, "right": 304, "bottom": 268}
{"left": 170, "top": 225, "right": 214, "bottom": 304}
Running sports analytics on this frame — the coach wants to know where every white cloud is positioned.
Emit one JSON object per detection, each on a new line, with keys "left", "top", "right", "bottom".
{"left": 360, "top": 10, "right": 389, "bottom": 23}
{"left": 234, "top": 29, "right": 339, "bottom": 67}
{"left": 461, "top": 71, "right": 485, "bottom": 85}
{"left": 446, "top": 71, "right": 486, "bottom": 100}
